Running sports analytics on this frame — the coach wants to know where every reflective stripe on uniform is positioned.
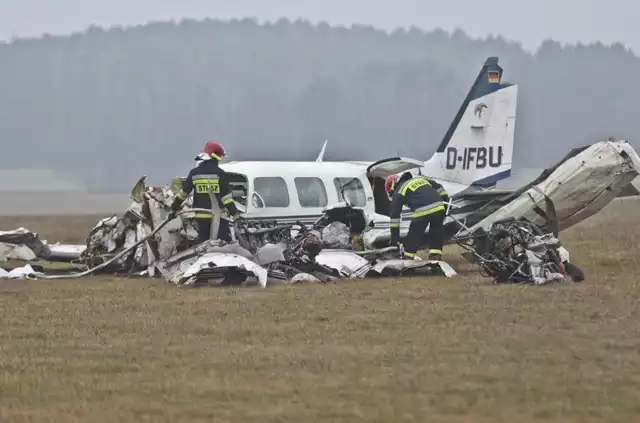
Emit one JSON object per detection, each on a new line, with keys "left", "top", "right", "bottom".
{"left": 437, "top": 187, "right": 448, "bottom": 197}
{"left": 221, "top": 193, "right": 233, "bottom": 205}
{"left": 403, "top": 251, "right": 415, "bottom": 258}
{"left": 192, "top": 174, "right": 220, "bottom": 180}
{"left": 176, "top": 189, "right": 188, "bottom": 200}
{"left": 399, "top": 177, "right": 432, "bottom": 196}
{"left": 193, "top": 179, "right": 219, "bottom": 185}
{"left": 390, "top": 217, "right": 401, "bottom": 228}
{"left": 194, "top": 212, "right": 214, "bottom": 218}
{"left": 429, "top": 249, "right": 443, "bottom": 255}
{"left": 412, "top": 201, "right": 445, "bottom": 217}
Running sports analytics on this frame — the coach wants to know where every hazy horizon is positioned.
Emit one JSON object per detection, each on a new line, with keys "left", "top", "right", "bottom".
{"left": 1, "top": 0, "right": 638, "bottom": 54}
{"left": 2, "top": 3, "right": 640, "bottom": 193}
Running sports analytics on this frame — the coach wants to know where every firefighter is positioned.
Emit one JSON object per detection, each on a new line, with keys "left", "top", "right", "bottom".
{"left": 385, "top": 172, "right": 447, "bottom": 261}
{"left": 169, "top": 141, "right": 241, "bottom": 243}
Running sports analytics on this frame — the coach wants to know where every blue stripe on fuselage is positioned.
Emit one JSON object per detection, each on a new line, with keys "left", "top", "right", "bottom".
{"left": 471, "top": 168, "right": 512, "bottom": 187}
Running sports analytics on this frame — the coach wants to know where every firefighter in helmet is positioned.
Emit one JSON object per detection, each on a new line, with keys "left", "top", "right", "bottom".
{"left": 170, "top": 140, "right": 242, "bottom": 243}
{"left": 385, "top": 172, "right": 448, "bottom": 261}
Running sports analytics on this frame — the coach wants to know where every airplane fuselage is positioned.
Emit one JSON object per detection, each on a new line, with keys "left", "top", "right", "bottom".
{"left": 218, "top": 159, "right": 474, "bottom": 226}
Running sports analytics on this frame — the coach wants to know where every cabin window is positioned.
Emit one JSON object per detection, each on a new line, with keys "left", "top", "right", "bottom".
{"left": 294, "top": 177, "right": 328, "bottom": 208}
{"left": 333, "top": 177, "right": 367, "bottom": 207}
{"left": 252, "top": 177, "right": 290, "bottom": 208}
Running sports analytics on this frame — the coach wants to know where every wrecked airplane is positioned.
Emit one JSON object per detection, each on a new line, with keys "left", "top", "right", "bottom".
{"left": 1, "top": 139, "right": 637, "bottom": 286}
{"left": 2, "top": 54, "right": 636, "bottom": 286}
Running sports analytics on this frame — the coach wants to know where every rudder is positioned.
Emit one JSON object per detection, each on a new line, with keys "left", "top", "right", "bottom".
{"left": 424, "top": 57, "right": 518, "bottom": 188}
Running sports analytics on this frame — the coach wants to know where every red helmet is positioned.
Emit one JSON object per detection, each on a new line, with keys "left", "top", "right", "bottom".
{"left": 384, "top": 174, "right": 399, "bottom": 193}
{"left": 203, "top": 141, "right": 226, "bottom": 160}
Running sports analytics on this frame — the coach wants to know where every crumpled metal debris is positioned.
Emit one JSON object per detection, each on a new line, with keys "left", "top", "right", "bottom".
{"left": 0, "top": 264, "right": 38, "bottom": 280}
{"left": 78, "top": 181, "right": 198, "bottom": 273}
{"left": 0, "top": 201, "right": 458, "bottom": 286}
{"left": 457, "top": 219, "right": 583, "bottom": 285}
{"left": 321, "top": 222, "right": 351, "bottom": 249}
{"left": 0, "top": 176, "right": 458, "bottom": 286}
{"left": 174, "top": 252, "right": 268, "bottom": 287}
{"left": 0, "top": 242, "right": 38, "bottom": 262}
{"left": 144, "top": 202, "right": 458, "bottom": 287}
{"left": 0, "top": 228, "right": 85, "bottom": 263}
{"left": 0, "top": 228, "right": 50, "bottom": 261}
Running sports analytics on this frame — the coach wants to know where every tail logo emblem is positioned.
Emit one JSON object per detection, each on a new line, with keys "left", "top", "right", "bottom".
{"left": 474, "top": 103, "right": 488, "bottom": 118}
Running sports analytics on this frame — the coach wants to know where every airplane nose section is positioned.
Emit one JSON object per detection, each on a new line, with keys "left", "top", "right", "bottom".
{"left": 554, "top": 140, "right": 640, "bottom": 230}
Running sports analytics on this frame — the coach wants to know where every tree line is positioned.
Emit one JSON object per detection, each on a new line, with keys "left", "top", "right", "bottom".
{"left": 1, "top": 18, "right": 638, "bottom": 192}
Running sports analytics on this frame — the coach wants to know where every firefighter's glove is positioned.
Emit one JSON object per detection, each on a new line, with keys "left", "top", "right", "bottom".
{"left": 170, "top": 197, "right": 183, "bottom": 213}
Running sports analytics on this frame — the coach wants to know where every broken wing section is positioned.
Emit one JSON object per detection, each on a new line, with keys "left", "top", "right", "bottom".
{"left": 457, "top": 139, "right": 640, "bottom": 236}
{"left": 0, "top": 228, "right": 51, "bottom": 261}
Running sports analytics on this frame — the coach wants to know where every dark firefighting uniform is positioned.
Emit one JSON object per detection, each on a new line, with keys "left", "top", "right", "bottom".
{"left": 389, "top": 175, "right": 448, "bottom": 258}
{"left": 171, "top": 158, "right": 239, "bottom": 243}
{"left": 424, "top": 178, "right": 450, "bottom": 205}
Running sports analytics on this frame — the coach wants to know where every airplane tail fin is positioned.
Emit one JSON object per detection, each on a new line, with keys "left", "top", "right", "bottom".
{"left": 423, "top": 57, "right": 518, "bottom": 188}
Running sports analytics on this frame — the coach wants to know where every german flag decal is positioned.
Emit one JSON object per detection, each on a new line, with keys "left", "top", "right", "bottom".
{"left": 488, "top": 70, "right": 500, "bottom": 83}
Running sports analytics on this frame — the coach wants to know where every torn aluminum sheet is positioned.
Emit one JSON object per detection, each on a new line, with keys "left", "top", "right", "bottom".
{"left": 153, "top": 238, "right": 307, "bottom": 288}
{"left": 0, "top": 228, "right": 50, "bottom": 260}
{"left": 370, "top": 259, "right": 458, "bottom": 278}
{"left": 321, "top": 222, "right": 351, "bottom": 249}
{"left": 315, "top": 250, "right": 372, "bottom": 278}
{"left": 154, "top": 240, "right": 254, "bottom": 276}
{"left": 0, "top": 228, "right": 85, "bottom": 263}
{"left": 155, "top": 224, "right": 341, "bottom": 287}
{"left": 290, "top": 273, "right": 322, "bottom": 283}
{"left": 0, "top": 264, "right": 37, "bottom": 280}
{"left": 0, "top": 242, "right": 38, "bottom": 262}
{"left": 315, "top": 248, "right": 457, "bottom": 278}
{"left": 152, "top": 239, "right": 303, "bottom": 287}
{"left": 173, "top": 252, "right": 268, "bottom": 287}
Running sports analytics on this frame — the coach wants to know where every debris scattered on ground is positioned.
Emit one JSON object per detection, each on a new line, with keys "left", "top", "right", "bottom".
{"left": 456, "top": 219, "right": 584, "bottom": 285}
{"left": 0, "top": 180, "right": 456, "bottom": 284}
{"left": 1, "top": 167, "right": 597, "bottom": 286}
{"left": 0, "top": 264, "right": 38, "bottom": 280}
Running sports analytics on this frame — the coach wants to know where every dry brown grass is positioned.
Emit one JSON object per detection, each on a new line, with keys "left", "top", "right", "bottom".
{"left": 1, "top": 199, "right": 640, "bottom": 423}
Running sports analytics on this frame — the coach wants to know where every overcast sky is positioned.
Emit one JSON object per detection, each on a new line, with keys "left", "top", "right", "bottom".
{"left": 1, "top": 0, "right": 638, "bottom": 54}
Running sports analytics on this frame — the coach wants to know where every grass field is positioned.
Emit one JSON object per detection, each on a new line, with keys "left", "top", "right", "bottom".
{"left": 1, "top": 199, "right": 639, "bottom": 422}
{"left": 0, "top": 192, "right": 130, "bottom": 217}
